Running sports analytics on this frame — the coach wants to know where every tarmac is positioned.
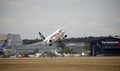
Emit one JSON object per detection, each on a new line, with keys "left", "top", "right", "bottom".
{"left": 0, "top": 56, "right": 120, "bottom": 60}
{"left": 0, "top": 57, "right": 120, "bottom": 71}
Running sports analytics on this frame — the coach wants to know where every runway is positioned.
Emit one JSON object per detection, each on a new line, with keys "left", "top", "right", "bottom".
{"left": 0, "top": 56, "right": 120, "bottom": 71}
{"left": 1, "top": 41, "right": 120, "bottom": 71}
{"left": 0, "top": 56, "right": 120, "bottom": 60}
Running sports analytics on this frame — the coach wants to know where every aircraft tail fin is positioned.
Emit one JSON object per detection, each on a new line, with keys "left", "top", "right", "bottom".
{"left": 0, "top": 39, "right": 7, "bottom": 51}
{"left": 38, "top": 32, "right": 46, "bottom": 41}
{"left": 1, "top": 39, "right": 7, "bottom": 48}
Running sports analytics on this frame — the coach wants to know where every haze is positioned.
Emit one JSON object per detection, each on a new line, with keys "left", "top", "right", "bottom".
{"left": 0, "top": 0, "right": 120, "bottom": 39}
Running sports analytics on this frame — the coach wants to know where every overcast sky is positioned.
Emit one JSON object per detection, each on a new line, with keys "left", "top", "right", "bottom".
{"left": 0, "top": 0, "right": 120, "bottom": 39}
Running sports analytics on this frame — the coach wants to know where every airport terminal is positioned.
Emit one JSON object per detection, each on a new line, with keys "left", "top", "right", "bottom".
{"left": 90, "top": 36, "right": 120, "bottom": 56}
{"left": 0, "top": 33, "right": 120, "bottom": 57}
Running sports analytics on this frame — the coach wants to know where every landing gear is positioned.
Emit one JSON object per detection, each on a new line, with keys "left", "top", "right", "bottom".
{"left": 49, "top": 44, "right": 52, "bottom": 46}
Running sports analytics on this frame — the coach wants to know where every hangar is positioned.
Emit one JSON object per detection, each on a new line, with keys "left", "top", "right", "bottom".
{"left": 90, "top": 36, "right": 120, "bottom": 56}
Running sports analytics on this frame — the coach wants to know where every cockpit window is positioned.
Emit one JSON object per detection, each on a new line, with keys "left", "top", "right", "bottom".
{"left": 58, "top": 29, "right": 63, "bottom": 33}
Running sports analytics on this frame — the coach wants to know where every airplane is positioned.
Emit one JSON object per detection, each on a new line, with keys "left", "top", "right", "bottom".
{"left": 39, "top": 29, "right": 67, "bottom": 46}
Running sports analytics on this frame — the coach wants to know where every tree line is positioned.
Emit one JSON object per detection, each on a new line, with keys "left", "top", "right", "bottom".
{"left": 23, "top": 36, "right": 104, "bottom": 45}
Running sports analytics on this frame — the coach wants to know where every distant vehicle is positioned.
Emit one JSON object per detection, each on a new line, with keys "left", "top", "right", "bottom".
{"left": 81, "top": 52, "right": 86, "bottom": 56}
{"left": 39, "top": 29, "right": 67, "bottom": 46}
{"left": 27, "top": 53, "right": 42, "bottom": 58}
{"left": 54, "top": 50, "right": 63, "bottom": 57}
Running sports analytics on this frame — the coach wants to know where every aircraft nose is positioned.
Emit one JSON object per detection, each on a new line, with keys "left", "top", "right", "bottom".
{"left": 62, "top": 30, "right": 65, "bottom": 33}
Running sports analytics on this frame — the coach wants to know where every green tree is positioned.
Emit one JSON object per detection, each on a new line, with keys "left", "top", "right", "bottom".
{"left": 56, "top": 42, "right": 65, "bottom": 50}
{"left": 59, "top": 46, "right": 73, "bottom": 53}
{"left": 44, "top": 51, "right": 55, "bottom": 57}
{"left": 23, "top": 38, "right": 41, "bottom": 45}
{"left": 83, "top": 43, "right": 90, "bottom": 51}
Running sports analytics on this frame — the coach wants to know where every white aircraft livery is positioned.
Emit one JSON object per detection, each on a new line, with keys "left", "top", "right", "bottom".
{"left": 39, "top": 29, "right": 67, "bottom": 46}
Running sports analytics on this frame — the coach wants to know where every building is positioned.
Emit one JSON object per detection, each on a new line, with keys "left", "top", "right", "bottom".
{"left": 66, "top": 42, "right": 85, "bottom": 52}
{"left": 0, "top": 34, "right": 7, "bottom": 47}
{"left": 0, "top": 34, "right": 23, "bottom": 48}
{"left": 90, "top": 36, "right": 120, "bottom": 56}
